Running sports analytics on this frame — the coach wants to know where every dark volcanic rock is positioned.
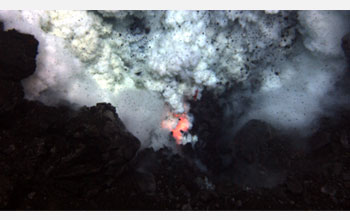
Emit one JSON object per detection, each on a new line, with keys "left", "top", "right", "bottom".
{"left": 0, "top": 79, "right": 24, "bottom": 114}
{"left": 286, "top": 179, "right": 303, "bottom": 194}
{"left": 0, "top": 28, "right": 142, "bottom": 210}
{"left": 0, "top": 29, "right": 38, "bottom": 81}
{"left": 0, "top": 175, "right": 12, "bottom": 208}
{"left": 0, "top": 101, "right": 141, "bottom": 210}
{"left": 189, "top": 89, "right": 231, "bottom": 174}
{"left": 134, "top": 172, "right": 156, "bottom": 194}
{"left": 232, "top": 120, "right": 277, "bottom": 164}
{"left": 0, "top": 26, "right": 35, "bottom": 115}
{"left": 227, "top": 120, "right": 290, "bottom": 188}
{"left": 59, "top": 103, "right": 141, "bottom": 177}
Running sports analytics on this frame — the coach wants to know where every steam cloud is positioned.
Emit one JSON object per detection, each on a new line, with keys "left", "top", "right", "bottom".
{"left": 0, "top": 10, "right": 349, "bottom": 148}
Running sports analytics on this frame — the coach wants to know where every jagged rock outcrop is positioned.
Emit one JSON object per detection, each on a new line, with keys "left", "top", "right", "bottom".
{"left": 0, "top": 25, "right": 140, "bottom": 210}
{"left": 0, "top": 29, "right": 38, "bottom": 81}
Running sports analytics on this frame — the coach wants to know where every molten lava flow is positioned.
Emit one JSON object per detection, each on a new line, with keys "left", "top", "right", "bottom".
{"left": 172, "top": 113, "right": 190, "bottom": 144}
{"left": 161, "top": 112, "right": 190, "bottom": 145}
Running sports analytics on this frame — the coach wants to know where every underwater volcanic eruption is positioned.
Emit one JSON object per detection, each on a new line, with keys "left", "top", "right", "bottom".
{"left": 162, "top": 112, "right": 191, "bottom": 145}
{"left": 1, "top": 10, "right": 349, "bottom": 149}
{"left": 1, "top": 10, "right": 350, "bottom": 210}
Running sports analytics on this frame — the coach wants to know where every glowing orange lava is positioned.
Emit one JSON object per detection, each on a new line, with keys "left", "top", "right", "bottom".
{"left": 171, "top": 113, "right": 190, "bottom": 144}
{"left": 161, "top": 113, "right": 190, "bottom": 144}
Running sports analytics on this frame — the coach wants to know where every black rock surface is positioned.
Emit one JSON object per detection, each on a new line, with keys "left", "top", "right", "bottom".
{"left": 0, "top": 29, "right": 38, "bottom": 81}
{"left": 0, "top": 27, "right": 141, "bottom": 210}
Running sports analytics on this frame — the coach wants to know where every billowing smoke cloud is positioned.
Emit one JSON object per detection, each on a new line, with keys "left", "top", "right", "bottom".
{"left": 0, "top": 10, "right": 349, "bottom": 149}
{"left": 233, "top": 48, "right": 348, "bottom": 135}
{"left": 112, "top": 89, "right": 169, "bottom": 148}
{"left": 229, "top": 11, "right": 350, "bottom": 135}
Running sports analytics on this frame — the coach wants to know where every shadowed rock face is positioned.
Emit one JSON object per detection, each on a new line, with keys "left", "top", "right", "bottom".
{"left": 228, "top": 119, "right": 290, "bottom": 188}
{"left": 0, "top": 79, "right": 24, "bottom": 114}
{"left": 0, "top": 29, "right": 38, "bottom": 81}
{"left": 0, "top": 101, "right": 141, "bottom": 210}
{"left": 0, "top": 26, "right": 141, "bottom": 210}
{"left": 0, "top": 26, "right": 36, "bottom": 116}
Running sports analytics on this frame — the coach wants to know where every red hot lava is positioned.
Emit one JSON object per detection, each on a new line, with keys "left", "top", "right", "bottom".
{"left": 162, "top": 113, "right": 190, "bottom": 145}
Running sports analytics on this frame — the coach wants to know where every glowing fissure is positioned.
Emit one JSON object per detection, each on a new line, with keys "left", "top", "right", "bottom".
{"left": 161, "top": 112, "right": 190, "bottom": 145}
{"left": 171, "top": 113, "right": 190, "bottom": 144}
